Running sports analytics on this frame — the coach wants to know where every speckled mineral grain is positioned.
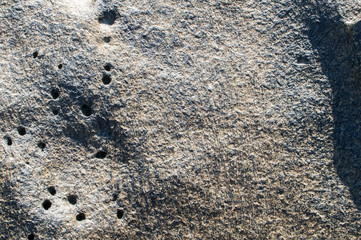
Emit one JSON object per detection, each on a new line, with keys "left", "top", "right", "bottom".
{"left": 1, "top": 0, "right": 361, "bottom": 239}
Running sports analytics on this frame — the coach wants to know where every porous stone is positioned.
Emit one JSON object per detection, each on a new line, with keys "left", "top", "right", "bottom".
{"left": 1, "top": 0, "right": 361, "bottom": 239}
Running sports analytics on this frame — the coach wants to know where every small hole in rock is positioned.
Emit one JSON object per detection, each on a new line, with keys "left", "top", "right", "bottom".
{"left": 117, "top": 209, "right": 124, "bottom": 219}
{"left": 76, "top": 213, "right": 86, "bottom": 221}
{"left": 52, "top": 109, "right": 59, "bottom": 115}
{"left": 42, "top": 199, "right": 52, "bottom": 210}
{"left": 5, "top": 136, "right": 12, "bottom": 146}
{"left": 50, "top": 89, "right": 59, "bottom": 99}
{"left": 95, "top": 150, "right": 107, "bottom": 159}
{"left": 98, "top": 9, "right": 117, "bottom": 25}
{"left": 28, "top": 234, "right": 35, "bottom": 240}
{"left": 33, "top": 52, "right": 38, "bottom": 58}
{"left": 102, "top": 74, "right": 111, "bottom": 85}
{"left": 58, "top": 64, "right": 63, "bottom": 69}
{"left": 67, "top": 195, "right": 77, "bottom": 205}
{"left": 48, "top": 186, "right": 56, "bottom": 195}
{"left": 81, "top": 104, "right": 92, "bottom": 116}
{"left": 104, "top": 64, "right": 111, "bottom": 71}
{"left": 103, "top": 37, "right": 111, "bottom": 43}
{"left": 112, "top": 193, "right": 118, "bottom": 201}
{"left": 18, "top": 126, "right": 26, "bottom": 136}
{"left": 276, "top": 188, "right": 285, "bottom": 195}
{"left": 38, "top": 142, "right": 46, "bottom": 150}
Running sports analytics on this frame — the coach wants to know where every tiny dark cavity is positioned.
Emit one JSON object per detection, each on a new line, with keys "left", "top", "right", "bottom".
{"left": 112, "top": 193, "right": 118, "bottom": 201}
{"left": 98, "top": 9, "right": 117, "bottom": 25}
{"left": 81, "top": 104, "right": 92, "bottom": 116}
{"left": 38, "top": 142, "right": 46, "bottom": 150}
{"left": 18, "top": 126, "right": 26, "bottom": 136}
{"left": 67, "top": 195, "right": 77, "bottom": 205}
{"left": 48, "top": 186, "right": 56, "bottom": 195}
{"left": 5, "top": 136, "right": 12, "bottom": 146}
{"left": 76, "top": 212, "right": 86, "bottom": 221}
{"left": 103, "top": 37, "right": 111, "bottom": 43}
{"left": 102, "top": 74, "right": 111, "bottom": 85}
{"left": 276, "top": 188, "right": 285, "bottom": 194}
{"left": 104, "top": 64, "right": 111, "bottom": 71}
{"left": 52, "top": 109, "right": 59, "bottom": 115}
{"left": 28, "top": 234, "right": 35, "bottom": 240}
{"left": 50, "top": 88, "right": 60, "bottom": 99}
{"left": 296, "top": 55, "right": 309, "bottom": 64}
{"left": 117, "top": 209, "right": 124, "bottom": 219}
{"left": 95, "top": 150, "right": 107, "bottom": 159}
{"left": 42, "top": 199, "right": 52, "bottom": 210}
{"left": 58, "top": 64, "right": 63, "bottom": 69}
{"left": 32, "top": 52, "right": 38, "bottom": 58}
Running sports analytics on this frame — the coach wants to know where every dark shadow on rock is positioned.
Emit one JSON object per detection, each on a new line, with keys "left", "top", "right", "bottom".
{"left": 0, "top": 179, "right": 46, "bottom": 239}
{"left": 305, "top": 3, "right": 361, "bottom": 210}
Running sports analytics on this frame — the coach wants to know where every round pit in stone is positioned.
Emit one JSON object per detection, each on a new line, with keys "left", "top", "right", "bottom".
{"left": 48, "top": 186, "right": 56, "bottom": 195}
{"left": 102, "top": 74, "right": 111, "bottom": 85}
{"left": 50, "top": 89, "right": 60, "bottom": 99}
{"left": 4, "top": 136, "right": 12, "bottom": 146}
{"left": 67, "top": 195, "right": 77, "bottom": 205}
{"left": 76, "top": 213, "right": 86, "bottom": 221}
{"left": 38, "top": 142, "right": 46, "bottom": 150}
{"left": 104, "top": 64, "right": 111, "bottom": 71}
{"left": 18, "top": 126, "right": 26, "bottom": 136}
{"left": 28, "top": 234, "right": 35, "bottom": 240}
{"left": 81, "top": 104, "right": 92, "bottom": 116}
{"left": 117, "top": 209, "right": 124, "bottom": 219}
{"left": 95, "top": 150, "right": 107, "bottom": 159}
{"left": 42, "top": 199, "right": 52, "bottom": 210}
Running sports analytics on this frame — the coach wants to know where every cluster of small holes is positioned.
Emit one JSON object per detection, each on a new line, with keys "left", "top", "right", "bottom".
{"left": 20, "top": 48, "right": 127, "bottom": 231}
{"left": 39, "top": 187, "right": 89, "bottom": 222}
{"left": 50, "top": 88, "right": 60, "bottom": 116}
{"left": 41, "top": 187, "right": 55, "bottom": 212}
{"left": 102, "top": 63, "right": 112, "bottom": 85}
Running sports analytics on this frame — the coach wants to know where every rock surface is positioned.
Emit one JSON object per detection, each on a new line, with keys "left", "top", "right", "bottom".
{"left": 1, "top": 0, "right": 361, "bottom": 239}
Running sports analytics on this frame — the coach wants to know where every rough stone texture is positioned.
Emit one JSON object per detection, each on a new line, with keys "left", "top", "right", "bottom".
{"left": 1, "top": 0, "right": 361, "bottom": 239}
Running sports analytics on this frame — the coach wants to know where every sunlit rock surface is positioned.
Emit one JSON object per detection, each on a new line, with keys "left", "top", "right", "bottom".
{"left": 1, "top": 0, "right": 361, "bottom": 239}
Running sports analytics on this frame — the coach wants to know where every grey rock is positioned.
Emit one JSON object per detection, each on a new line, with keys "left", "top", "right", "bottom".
{"left": 1, "top": 0, "right": 361, "bottom": 239}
